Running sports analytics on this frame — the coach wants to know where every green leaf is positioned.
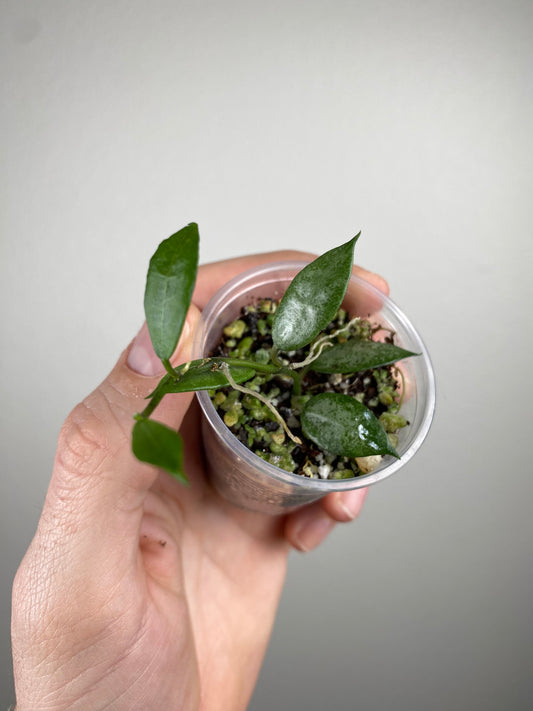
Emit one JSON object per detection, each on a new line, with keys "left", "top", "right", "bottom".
{"left": 301, "top": 392, "right": 399, "bottom": 459}
{"left": 148, "top": 358, "right": 256, "bottom": 397}
{"left": 272, "top": 234, "right": 359, "bottom": 351}
{"left": 144, "top": 223, "right": 199, "bottom": 361}
{"left": 132, "top": 418, "right": 187, "bottom": 483}
{"left": 311, "top": 338, "right": 418, "bottom": 374}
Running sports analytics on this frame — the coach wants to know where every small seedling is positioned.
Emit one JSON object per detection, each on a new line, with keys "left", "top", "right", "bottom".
{"left": 132, "top": 223, "right": 418, "bottom": 482}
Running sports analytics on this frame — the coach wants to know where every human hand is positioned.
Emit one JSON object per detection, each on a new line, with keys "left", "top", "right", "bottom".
{"left": 11, "top": 250, "right": 388, "bottom": 711}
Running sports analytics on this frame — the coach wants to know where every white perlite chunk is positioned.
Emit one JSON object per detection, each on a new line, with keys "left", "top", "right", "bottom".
{"left": 355, "top": 455, "right": 382, "bottom": 473}
{"left": 318, "top": 464, "right": 332, "bottom": 479}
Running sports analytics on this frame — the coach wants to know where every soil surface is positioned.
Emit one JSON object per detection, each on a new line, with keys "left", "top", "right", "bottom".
{"left": 209, "top": 299, "right": 407, "bottom": 479}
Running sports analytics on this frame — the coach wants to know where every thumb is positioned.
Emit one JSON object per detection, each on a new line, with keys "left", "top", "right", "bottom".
{"left": 43, "top": 304, "right": 201, "bottom": 550}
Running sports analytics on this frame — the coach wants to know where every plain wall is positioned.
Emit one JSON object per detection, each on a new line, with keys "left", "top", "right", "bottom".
{"left": 1, "top": 1, "right": 532, "bottom": 708}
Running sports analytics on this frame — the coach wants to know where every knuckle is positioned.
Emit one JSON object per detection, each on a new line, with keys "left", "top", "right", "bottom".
{"left": 56, "top": 398, "right": 118, "bottom": 478}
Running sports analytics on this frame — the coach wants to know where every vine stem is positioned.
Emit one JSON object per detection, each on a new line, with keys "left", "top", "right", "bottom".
{"left": 222, "top": 357, "right": 279, "bottom": 375}
{"left": 163, "top": 358, "right": 177, "bottom": 378}
{"left": 138, "top": 355, "right": 303, "bottom": 420}
{"left": 211, "top": 356, "right": 303, "bottom": 394}
{"left": 137, "top": 379, "right": 169, "bottom": 419}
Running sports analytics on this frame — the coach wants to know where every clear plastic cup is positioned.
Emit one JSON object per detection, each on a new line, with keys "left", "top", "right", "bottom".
{"left": 193, "top": 261, "right": 435, "bottom": 514}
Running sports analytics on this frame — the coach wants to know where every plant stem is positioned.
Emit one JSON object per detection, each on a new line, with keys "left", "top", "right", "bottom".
{"left": 223, "top": 356, "right": 302, "bottom": 393}
{"left": 139, "top": 354, "right": 303, "bottom": 421}
{"left": 286, "top": 367, "right": 302, "bottom": 395}
{"left": 270, "top": 347, "right": 283, "bottom": 367}
{"left": 163, "top": 359, "right": 178, "bottom": 378}
{"left": 222, "top": 357, "right": 279, "bottom": 375}
{"left": 137, "top": 380, "right": 169, "bottom": 419}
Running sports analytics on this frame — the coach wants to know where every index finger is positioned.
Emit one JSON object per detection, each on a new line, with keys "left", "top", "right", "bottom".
{"left": 193, "top": 250, "right": 389, "bottom": 310}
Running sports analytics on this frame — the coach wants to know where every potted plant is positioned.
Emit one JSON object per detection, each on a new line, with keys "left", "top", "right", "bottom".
{"left": 132, "top": 223, "right": 435, "bottom": 513}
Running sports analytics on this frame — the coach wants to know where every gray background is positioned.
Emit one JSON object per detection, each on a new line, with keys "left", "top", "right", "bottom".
{"left": 1, "top": 0, "right": 532, "bottom": 709}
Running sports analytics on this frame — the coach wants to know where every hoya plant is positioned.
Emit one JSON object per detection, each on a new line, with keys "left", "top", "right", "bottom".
{"left": 132, "top": 223, "right": 418, "bottom": 483}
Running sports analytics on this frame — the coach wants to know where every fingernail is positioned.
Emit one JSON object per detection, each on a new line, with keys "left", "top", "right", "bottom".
{"left": 127, "top": 321, "right": 190, "bottom": 376}
{"left": 336, "top": 489, "right": 367, "bottom": 521}
{"left": 127, "top": 323, "right": 163, "bottom": 375}
{"left": 293, "top": 513, "right": 335, "bottom": 553}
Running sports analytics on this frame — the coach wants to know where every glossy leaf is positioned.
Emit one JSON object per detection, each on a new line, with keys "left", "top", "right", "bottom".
{"left": 144, "top": 223, "right": 199, "bottom": 361}
{"left": 301, "top": 392, "right": 399, "bottom": 459}
{"left": 132, "top": 418, "right": 187, "bottom": 483}
{"left": 272, "top": 234, "right": 359, "bottom": 351}
{"left": 149, "top": 358, "right": 256, "bottom": 397}
{"left": 311, "top": 338, "right": 418, "bottom": 373}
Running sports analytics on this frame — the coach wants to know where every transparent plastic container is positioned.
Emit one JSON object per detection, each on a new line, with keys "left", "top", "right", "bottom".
{"left": 193, "top": 261, "right": 435, "bottom": 514}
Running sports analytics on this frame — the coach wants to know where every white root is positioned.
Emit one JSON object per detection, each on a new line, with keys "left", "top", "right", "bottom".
{"left": 290, "top": 316, "right": 362, "bottom": 370}
{"left": 219, "top": 363, "right": 302, "bottom": 445}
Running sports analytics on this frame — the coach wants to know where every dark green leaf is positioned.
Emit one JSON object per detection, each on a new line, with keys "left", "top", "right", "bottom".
{"left": 148, "top": 358, "right": 256, "bottom": 397}
{"left": 272, "top": 234, "right": 360, "bottom": 351}
{"left": 311, "top": 338, "right": 418, "bottom": 374}
{"left": 301, "top": 392, "right": 399, "bottom": 459}
{"left": 132, "top": 418, "right": 187, "bottom": 483}
{"left": 144, "top": 223, "right": 199, "bottom": 361}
